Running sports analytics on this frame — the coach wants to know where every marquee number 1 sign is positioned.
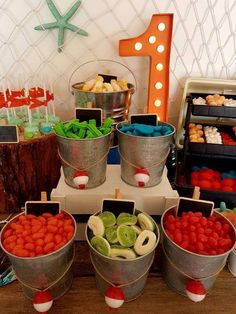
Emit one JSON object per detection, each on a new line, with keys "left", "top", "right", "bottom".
{"left": 119, "top": 14, "right": 173, "bottom": 122}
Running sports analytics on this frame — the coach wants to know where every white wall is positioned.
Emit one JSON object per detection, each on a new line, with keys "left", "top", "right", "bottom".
{"left": 1, "top": 0, "right": 236, "bottom": 126}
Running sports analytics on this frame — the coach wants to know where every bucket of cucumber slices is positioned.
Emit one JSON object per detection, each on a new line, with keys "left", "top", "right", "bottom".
{"left": 85, "top": 195, "right": 160, "bottom": 304}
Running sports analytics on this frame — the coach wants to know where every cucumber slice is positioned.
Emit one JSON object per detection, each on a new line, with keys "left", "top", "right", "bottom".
{"left": 88, "top": 215, "right": 105, "bottom": 236}
{"left": 134, "top": 230, "right": 156, "bottom": 255}
{"left": 105, "top": 225, "right": 118, "bottom": 244}
{"left": 99, "top": 211, "right": 116, "bottom": 227}
{"left": 117, "top": 225, "right": 136, "bottom": 247}
{"left": 117, "top": 213, "right": 137, "bottom": 226}
{"left": 110, "top": 247, "right": 136, "bottom": 259}
{"left": 91, "top": 236, "right": 111, "bottom": 256}
{"left": 138, "top": 213, "right": 154, "bottom": 231}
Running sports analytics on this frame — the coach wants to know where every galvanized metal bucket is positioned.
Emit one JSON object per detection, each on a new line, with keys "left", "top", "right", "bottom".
{"left": 117, "top": 121, "right": 175, "bottom": 187}
{"left": 0, "top": 211, "right": 76, "bottom": 300}
{"left": 72, "top": 82, "right": 134, "bottom": 125}
{"left": 228, "top": 248, "right": 236, "bottom": 277}
{"left": 70, "top": 60, "right": 136, "bottom": 126}
{"left": 56, "top": 130, "right": 112, "bottom": 189}
{"left": 161, "top": 206, "right": 236, "bottom": 296}
{"left": 86, "top": 209, "right": 160, "bottom": 301}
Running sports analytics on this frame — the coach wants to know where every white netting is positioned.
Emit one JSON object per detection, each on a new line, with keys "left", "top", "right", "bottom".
{"left": 1, "top": 0, "right": 236, "bottom": 125}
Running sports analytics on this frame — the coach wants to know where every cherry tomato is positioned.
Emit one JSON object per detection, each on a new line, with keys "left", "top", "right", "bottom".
{"left": 47, "top": 219, "right": 59, "bottom": 226}
{"left": 44, "top": 242, "right": 55, "bottom": 254}
{"left": 54, "top": 234, "right": 62, "bottom": 244}
{"left": 67, "top": 232, "right": 74, "bottom": 241}
{"left": 25, "top": 243, "right": 35, "bottom": 251}
{"left": 31, "top": 224, "right": 42, "bottom": 234}
{"left": 35, "top": 238, "right": 44, "bottom": 246}
{"left": 3, "top": 229, "right": 13, "bottom": 239}
{"left": 35, "top": 246, "right": 43, "bottom": 255}
{"left": 42, "top": 213, "right": 53, "bottom": 219}
{"left": 44, "top": 233, "right": 54, "bottom": 244}
{"left": 18, "top": 215, "right": 27, "bottom": 222}
{"left": 32, "top": 233, "right": 44, "bottom": 241}
{"left": 55, "top": 213, "right": 64, "bottom": 220}
{"left": 64, "top": 225, "right": 74, "bottom": 233}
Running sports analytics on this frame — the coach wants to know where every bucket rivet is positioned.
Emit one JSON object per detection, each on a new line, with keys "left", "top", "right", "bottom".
{"left": 104, "top": 287, "right": 125, "bottom": 310}
{"left": 185, "top": 280, "right": 206, "bottom": 302}
{"left": 134, "top": 168, "right": 150, "bottom": 187}
{"left": 33, "top": 291, "right": 53, "bottom": 313}
{"left": 73, "top": 170, "right": 89, "bottom": 189}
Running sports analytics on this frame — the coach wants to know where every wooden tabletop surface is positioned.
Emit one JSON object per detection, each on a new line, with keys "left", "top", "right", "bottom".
{"left": 1, "top": 241, "right": 235, "bottom": 314}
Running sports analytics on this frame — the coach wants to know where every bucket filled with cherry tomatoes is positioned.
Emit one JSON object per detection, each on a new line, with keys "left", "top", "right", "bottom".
{"left": 161, "top": 206, "right": 236, "bottom": 301}
{"left": 0, "top": 211, "right": 76, "bottom": 300}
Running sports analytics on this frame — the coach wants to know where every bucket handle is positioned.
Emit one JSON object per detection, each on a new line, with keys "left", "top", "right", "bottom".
{"left": 0, "top": 213, "right": 15, "bottom": 225}
{"left": 163, "top": 246, "right": 226, "bottom": 281}
{"left": 12, "top": 247, "right": 75, "bottom": 292}
{"left": 118, "top": 146, "right": 171, "bottom": 171}
{"left": 57, "top": 147, "right": 110, "bottom": 172}
{"left": 90, "top": 251, "right": 154, "bottom": 290}
{"left": 68, "top": 59, "right": 138, "bottom": 94}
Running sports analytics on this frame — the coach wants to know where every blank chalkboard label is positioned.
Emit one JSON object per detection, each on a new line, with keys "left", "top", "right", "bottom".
{"left": 25, "top": 201, "right": 61, "bottom": 216}
{"left": 130, "top": 114, "right": 158, "bottom": 126}
{"left": 98, "top": 73, "right": 117, "bottom": 83}
{"left": 102, "top": 199, "right": 135, "bottom": 216}
{"left": 176, "top": 198, "right": 214, "bottom": 217}
{"left": 75, "top": 108, "right": 102, "bottom": 127}
{"left": 0, "top": 125, "right": 19, "bottom": 143}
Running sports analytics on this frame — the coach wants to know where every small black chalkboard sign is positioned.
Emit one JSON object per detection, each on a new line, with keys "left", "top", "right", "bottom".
{"left": 0, "top": 125, "right": 19, "bottom": 143}
{"left": 75, "top": 108, "right": 102, "bottom": 127}
{"left": 25, "top": 201, "right": 61, "bottom": 216}
{"left": 176, "top": 198, "right": 214, "bottom": 217}
{"left": 98, "top": 73, "right": 117, "bottom": 83}
{"left": 102, "top": 199, "right": 135, "bottom": 216}
{"left": 130, "top": 114, "right": 158, "bottom": 126}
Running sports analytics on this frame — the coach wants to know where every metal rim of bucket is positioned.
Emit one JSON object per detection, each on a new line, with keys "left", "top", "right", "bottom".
{"left": 72, "top": 82, "right": 135, "bottom": 95}
{"left": 116, "top": 121, "right": 176, "bottom": 139}
{"left": 228, "top": 265, "right": 236, "bottom": 276}
{"left": 85, "top": 209, "right": 160, "bottom": 262}
{"left": 161, "top": 205, "right": 236, "bottom": 258}
{"left": 0, "top": 211, "right": 77, "bottom": 261}
{"left": 228, "top": 250, "right": 236, "bottom": 276}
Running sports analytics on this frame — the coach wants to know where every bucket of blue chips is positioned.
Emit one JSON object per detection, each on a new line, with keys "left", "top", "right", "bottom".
{"left": 117, "top": 121, "right": 175, "bottom": 187}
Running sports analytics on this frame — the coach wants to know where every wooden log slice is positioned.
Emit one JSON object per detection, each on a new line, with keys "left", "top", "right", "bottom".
{"left": 0, "top": 134, "right": 61, "bottom": 213}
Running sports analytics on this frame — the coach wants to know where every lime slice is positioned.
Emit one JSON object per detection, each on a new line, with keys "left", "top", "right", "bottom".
{"left": 105, "top": 225, "right": 118, "bottom": 244}
{"left": 87, "top": 215, "right": 105, "bottom": 236}
{"left": 90, "top": 235, "right": 111, "bottom": 256}
{"left": 117, "top": 213, "right": 137, "bottom": 226}
{"left": 99, "top": 211, "right": 116, "bottom": 227}
{"left": 117, "top": 225, "right": 136, "bottom": 247}
{"left": 137, "top": 213, "right": 154, "bottom": 231}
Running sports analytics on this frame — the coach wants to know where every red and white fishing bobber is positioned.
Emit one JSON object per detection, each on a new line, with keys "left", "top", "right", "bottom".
{"left": 105, "top": 287, "right": 125, "bottom": 310}
{"left": 33, "top": 291, "right": 53, "bottom": 313}
{"left": 134, "top": 168, "right": 150, "bottom": 187}
{"left": 73, "top": 170, "right": 89, "bottom": 189}
{"left": 186, "top": 280, "right": 206, "bottom": 302}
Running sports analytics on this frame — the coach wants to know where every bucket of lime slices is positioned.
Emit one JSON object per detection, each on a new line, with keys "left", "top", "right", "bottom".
{"left": 85, "top": 209, "right": 159, "bottom": 302}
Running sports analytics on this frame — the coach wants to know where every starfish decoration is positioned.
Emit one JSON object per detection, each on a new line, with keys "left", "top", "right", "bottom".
{"left": 34, "top": 0, "right": 88, "bottom": 52}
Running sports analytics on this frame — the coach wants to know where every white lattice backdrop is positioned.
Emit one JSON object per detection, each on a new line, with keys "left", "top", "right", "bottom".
{"left": 1, "top": 0, "right": 236, "bottom": 126}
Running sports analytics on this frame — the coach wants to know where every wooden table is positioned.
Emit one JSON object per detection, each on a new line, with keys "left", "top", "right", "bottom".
{"left": 1, "top": 241, "right": 235, "bottom": 314}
